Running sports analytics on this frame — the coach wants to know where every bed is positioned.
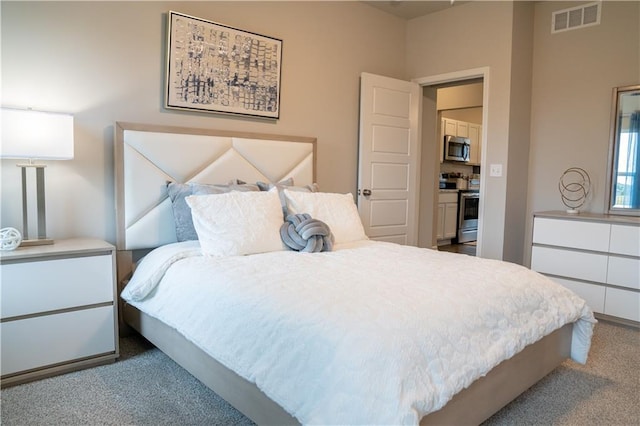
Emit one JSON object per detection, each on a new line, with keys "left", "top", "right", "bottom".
{"left": 114, "top": 121, "right": 595, "bottom": 425}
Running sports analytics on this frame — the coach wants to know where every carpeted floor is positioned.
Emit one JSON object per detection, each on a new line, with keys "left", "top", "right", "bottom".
{"left": 1, "top": 320, "right": 638, "bottom": 425}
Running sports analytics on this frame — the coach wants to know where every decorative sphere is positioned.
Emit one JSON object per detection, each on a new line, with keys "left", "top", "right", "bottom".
{"left": 0, "top": 227, "right": 22, "bottom": 251}
{"left": 559, "top": 167, "right": 591, "bottom": 213}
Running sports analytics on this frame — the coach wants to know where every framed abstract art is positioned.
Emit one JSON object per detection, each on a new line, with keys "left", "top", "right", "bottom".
{"left": 165, "top": 11, "right": 282, "bottom": 119}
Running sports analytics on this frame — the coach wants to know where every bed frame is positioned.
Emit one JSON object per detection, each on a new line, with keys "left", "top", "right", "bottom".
{"left": 114, "top": 121, "right": 573, "bottom": 425}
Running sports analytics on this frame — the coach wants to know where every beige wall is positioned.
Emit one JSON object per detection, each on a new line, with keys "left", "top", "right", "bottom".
{"left": 0, "top": 1, "right": 405, "bottom": 243}
{"left": 409, "top": 0, "right": 639, "bottom": 263}
{"left": 2, "top": 1, "right": 637, "bottom": 265}
{"left": 503, "top": 0, "right": 534, "bottom": 264}
{"left": 407, "top": 1, "right": 517, "bottom": 260}
{"left": 437, "top": 82, "right": 483, "bottom": 110}
{"left": 524, "top": 0, "right": 640, "bottom": 265}
{"left": 441, "top": 107, "right": 483, "bottom": 125}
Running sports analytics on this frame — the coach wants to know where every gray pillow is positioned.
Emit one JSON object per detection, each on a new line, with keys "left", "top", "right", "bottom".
{"left": 167, "top": 180, "right": 259, "bottom": 241}
{"left": 256, "top": 178, "right": 319, "bottom": 217}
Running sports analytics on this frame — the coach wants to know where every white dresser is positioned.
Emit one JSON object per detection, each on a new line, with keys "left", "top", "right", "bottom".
{"left": 531, "top": 211, "right": 640, "bottom": 325}
{"left": 0, "top": 238, "right": 119, "bottom": 387}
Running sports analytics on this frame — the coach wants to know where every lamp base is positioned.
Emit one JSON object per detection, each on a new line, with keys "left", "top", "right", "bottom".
{"left": 20, "top": 238, "right": 54, "bottom": 247}
{"left": 18, "top": 164, "right": 52, "bottom": 245}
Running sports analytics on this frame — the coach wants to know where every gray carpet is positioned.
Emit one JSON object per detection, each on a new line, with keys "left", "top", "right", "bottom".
{"left": 1, "top": 320, "right": 638, "bottom": 425}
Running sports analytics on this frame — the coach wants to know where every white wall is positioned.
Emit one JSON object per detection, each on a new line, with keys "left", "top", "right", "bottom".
{"left": 0, "top": 1, "right": 406, "bottom": 243}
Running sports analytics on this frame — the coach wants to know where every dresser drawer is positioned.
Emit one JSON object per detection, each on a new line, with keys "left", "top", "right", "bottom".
{"left": 604, "top": 288, "right": 640, "bottom": 322}
{"left": 533, "top": 217, "right": 610, "bottom": 251}
{"left": 1, "top": 306, "right": 115, "bottom": 376}
{"left": 1, "top": 254, "right": 114, "bottom": 319}
{"left": 531, "top": 246, "right": 608, "bottom": 283}
{"left": 609, "top": 225, "right": 640, "bottom": 256}
{"left": 550, "top": 276, "right": 605, "bottom": 313}
{"left": 607, "top": 256, "right": 640, "bottom": 290}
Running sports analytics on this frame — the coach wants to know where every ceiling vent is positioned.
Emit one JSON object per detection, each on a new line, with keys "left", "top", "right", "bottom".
{"left": 552, "top": 1, "right": 601, "bottom": 34}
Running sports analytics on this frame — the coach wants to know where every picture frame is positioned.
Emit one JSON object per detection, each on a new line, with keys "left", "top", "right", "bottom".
{"left": 165, "top": 11, "right": 282, "bottom": 119}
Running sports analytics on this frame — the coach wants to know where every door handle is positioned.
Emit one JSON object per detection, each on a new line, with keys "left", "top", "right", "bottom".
{"left": 362, "top": 189, "right": 372, "bottom": 197}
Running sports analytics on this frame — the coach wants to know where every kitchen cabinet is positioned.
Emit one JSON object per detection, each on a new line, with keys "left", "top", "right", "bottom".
{"left": 531, "top": 212, "right": 640, "bottom": 325}
{"left": 468, "top": 123, "right": 482, "bottom": 165}
{"left": 437, "top": 191, "right": 458, "bottom": 242}
{"left": 440, "top": 117, "right": 481, "bottom": 165}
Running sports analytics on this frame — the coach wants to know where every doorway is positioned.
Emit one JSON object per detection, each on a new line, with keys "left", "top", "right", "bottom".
{"left": 414, "top": 68, "right": 490, "bottom": 257}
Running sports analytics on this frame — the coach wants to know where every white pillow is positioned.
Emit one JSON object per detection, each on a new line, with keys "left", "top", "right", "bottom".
{"left": 283, "top": 190, "right": 368, "bottom": 244}
{"left": 186, "top": 189, "right": 284, "bottom": 256}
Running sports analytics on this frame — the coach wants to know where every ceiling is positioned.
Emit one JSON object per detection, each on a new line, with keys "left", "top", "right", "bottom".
{"left": 361, "top": 1, "right": 467, "bottom": 20}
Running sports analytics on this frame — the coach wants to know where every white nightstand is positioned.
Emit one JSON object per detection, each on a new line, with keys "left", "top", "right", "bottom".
{"left": 0, "top": 238, "right": 119, "bottom": 387}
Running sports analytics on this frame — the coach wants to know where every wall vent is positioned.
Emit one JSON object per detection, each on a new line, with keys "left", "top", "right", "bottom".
{"left": 552, "top": 1, "right": 601, "bottom": 33}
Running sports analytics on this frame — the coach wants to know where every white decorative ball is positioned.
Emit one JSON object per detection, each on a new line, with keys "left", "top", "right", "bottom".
{"left": 0, "top": 227, "right": 22, "bottom": 251}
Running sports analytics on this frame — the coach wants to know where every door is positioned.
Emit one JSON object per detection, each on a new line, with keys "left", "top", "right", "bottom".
{"left": 358, "top": 72, "right": 420, "bottom": 245}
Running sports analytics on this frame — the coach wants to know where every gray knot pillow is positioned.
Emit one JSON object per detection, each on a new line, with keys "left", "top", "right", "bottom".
{"left": 280, "top": 213, "right": 334, "bottom": 253}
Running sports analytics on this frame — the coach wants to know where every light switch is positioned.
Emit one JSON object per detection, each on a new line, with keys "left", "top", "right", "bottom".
{"left": 490, "top": 164, "right": 503, "bottom": 177}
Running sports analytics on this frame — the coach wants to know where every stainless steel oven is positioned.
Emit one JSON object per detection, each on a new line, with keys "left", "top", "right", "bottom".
{"left": 458, "top": 190, "right": 479, "bottom": 243}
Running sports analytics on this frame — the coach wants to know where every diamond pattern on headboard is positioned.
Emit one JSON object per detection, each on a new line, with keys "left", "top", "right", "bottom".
{"left": 114, "top": 122, "right": 316, "bottom": 250}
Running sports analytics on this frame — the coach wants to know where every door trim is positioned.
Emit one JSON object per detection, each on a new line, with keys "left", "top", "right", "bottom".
{"left": 413, "top": 67, "right": 490, "bottom": 258}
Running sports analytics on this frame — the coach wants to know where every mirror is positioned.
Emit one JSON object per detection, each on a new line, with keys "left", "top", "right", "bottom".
{"left": 606, "top": 84, "right": 640, "bottom": 216}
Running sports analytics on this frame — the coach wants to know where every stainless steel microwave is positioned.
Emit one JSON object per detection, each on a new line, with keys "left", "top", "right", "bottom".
{"left": 444, "top": 135, "right": 470, "bottom": 162}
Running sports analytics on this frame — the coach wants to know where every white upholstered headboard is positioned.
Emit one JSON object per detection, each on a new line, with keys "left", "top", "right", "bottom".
{"left": 114, "top": 122, "right": 316, "bottom": 251}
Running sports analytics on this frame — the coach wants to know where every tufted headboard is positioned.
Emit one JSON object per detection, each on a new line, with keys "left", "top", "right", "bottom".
{"left": 114, "top": 122, "right": 316, "bottom": 252}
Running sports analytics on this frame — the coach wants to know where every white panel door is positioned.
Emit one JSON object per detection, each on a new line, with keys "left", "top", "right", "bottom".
{"left": 358, "top": 72, "right": 420, "bottom": 245}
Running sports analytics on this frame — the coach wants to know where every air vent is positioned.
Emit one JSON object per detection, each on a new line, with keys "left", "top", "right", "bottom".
{"left": 552, "top": 2, "right": 601, "bottom": 33}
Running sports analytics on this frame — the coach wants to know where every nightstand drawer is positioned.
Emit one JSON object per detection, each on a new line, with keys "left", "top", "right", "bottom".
{"left": 1, "top": 305, "right": 115, "bottom": 376}
{"left": 1, "top": 254, "right": 113, "bottom": 319}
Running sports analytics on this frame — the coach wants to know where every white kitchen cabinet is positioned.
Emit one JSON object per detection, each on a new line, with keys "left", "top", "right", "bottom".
{"left": 443, "top": 118, "right": 457, "bottom": 138}
{"left": 531, "top": 212, "right": 640, "bottom": 325}
{"left": 0, "top": 238, "right": 119, "bottom": 387}
{"left": 437, "top": 191, "right": 458, "bottom": 242}
{"left": 455, "top": 121, "right": 469, "bottom": 138}
{"left": 440, "top": 117, "right": 481, "bottom": 165}
{"left": 468, "top": 123, "right": 482, "bottom": 165}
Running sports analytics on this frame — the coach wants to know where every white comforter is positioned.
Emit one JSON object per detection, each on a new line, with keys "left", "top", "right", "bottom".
{"left": 121, "top": 240, "right": 595, "bottom": 425}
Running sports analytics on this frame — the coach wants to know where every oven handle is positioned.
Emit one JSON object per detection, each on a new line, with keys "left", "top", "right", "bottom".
{"left": 461, "top": 193, "right": 480, "bottom": 199}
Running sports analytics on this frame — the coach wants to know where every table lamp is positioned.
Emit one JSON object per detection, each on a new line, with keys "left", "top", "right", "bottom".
{"left": 1, "top": 107, "right": 74, "bottom": 246}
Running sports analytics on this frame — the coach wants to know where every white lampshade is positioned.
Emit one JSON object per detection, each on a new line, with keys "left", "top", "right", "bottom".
{"left": 1, "top": 108, "right": 74, "bottom": 160}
